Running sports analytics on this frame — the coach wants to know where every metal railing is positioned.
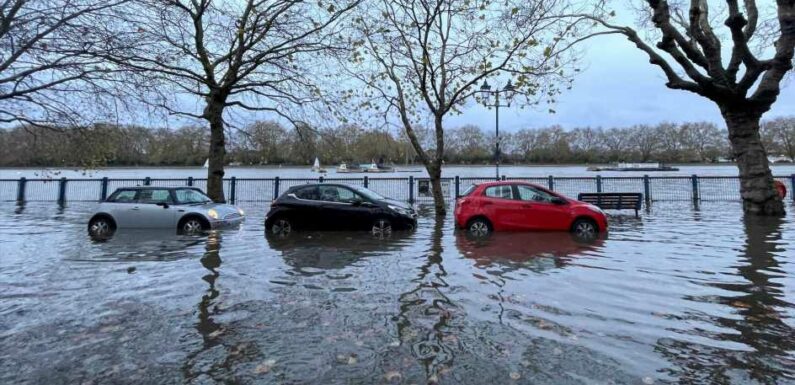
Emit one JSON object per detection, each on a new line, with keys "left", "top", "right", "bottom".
{"left": 2, "top": 174, "right": 794, "bottom": 207}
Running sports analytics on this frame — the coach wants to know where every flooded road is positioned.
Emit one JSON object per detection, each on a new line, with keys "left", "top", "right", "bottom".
{"left": 1, "top": 202, "right": 794, "bottom": 384}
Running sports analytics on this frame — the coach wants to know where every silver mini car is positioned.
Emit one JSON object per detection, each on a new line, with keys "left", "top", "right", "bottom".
{"left": 88, "top": 187, "right": 245, "bottom": 237}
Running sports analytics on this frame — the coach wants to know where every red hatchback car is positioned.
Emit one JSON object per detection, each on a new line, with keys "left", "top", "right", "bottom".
{"left": 454, "top": 181, "right": 608, "bottom": 237}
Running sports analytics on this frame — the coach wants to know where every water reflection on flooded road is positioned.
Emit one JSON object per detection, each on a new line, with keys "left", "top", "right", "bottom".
{"left": 0, "top": 202, "right": 793, "bottom": 384}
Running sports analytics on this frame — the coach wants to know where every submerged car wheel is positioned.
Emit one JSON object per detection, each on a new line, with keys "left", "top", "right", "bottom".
{"left": 88, "top": 217, "right": 115, "bottom": 237}
{"left": 571, "top": 218, "right": 597, "bottom": 239}
{"left": 371, "top": 218, "right": 392, "bottom": 237}
{"left": 180, "top": 217, "right": 207, "bottom": 234}
{"left": 467, "top": 217, "right": 491, "bottom": 237}
{"left": 270, "top": 218, "right": 293, "bottom": 236}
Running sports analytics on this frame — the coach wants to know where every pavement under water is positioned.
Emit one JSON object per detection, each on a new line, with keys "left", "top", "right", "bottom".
{"left": 0, "top": 202, "right": 793, "bottom": 384}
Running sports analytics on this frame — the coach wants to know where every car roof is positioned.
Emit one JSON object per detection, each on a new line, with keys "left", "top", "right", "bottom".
{"left": 287, "top": 183, "right": 359, "bottom": 189}
{"left": 475, "top": 181, "right": 544, "bottom": 188}
{"left": 113, "top": 186, "right": 201, "bottom": 190}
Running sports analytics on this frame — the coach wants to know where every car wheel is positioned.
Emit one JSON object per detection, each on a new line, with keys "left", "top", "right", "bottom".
{"left": 571, "top": 218, "right": 598, "bottom": 239}
{"left": 88, "top": 217, "right": 115, "bottom": 237}
{"left": 371, "top": 218, "right": 392, "bottom": 237}
{"left": 467, "top": 217, "right": 491, "bottom": 237}
{"left": 270, "top": 217, "right": 293, "bottom": 236}
{"left": 180, "top": 217, "right": 206, "bottom": 234}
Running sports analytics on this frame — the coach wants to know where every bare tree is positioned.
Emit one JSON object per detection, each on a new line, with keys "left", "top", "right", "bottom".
{"left": 0, "top": 0, "right": 128, "bottom": 128}
{"left": 575, "top": 1, "right": 794, "bottom": 214}
{"left": 762, "top": 116, "right": 795, "bottom": 162}
{"left": 347, "top": 0, "right": 600, "bottom": 215}
{"left": 97, "top": 0, "right": 359, "bottom": 201}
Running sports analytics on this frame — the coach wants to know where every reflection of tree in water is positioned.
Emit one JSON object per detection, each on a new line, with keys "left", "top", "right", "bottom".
{"left": 656, "top": 216, "right": 794, "bottom": 383}
{"left": 182, "top": 232, "right": 258, "bottom": 380}
{"left": 396, "top": 218, "right": 459, "bottom": 381}
{"left": 197, "top": 232, "right": 222, "bottom": 340}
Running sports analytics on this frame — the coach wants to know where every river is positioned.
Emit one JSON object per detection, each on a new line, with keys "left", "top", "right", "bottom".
{"left": 2, "top": 163, "right": 795, "bottom": 179}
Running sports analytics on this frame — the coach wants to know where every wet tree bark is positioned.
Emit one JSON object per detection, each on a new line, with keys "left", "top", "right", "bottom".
{"left": 722, "top": 108, "right": 784, "bottom": 215}
{"left": 428, "top": 115, "right": 446, "bottom": 216}
{"left": 204, "top": 94, "right": 227, "bottom": 203}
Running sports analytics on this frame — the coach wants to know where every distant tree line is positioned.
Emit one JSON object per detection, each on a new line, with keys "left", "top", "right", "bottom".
{"left": 2, "top": 117, "right": 793, "bottom": 168}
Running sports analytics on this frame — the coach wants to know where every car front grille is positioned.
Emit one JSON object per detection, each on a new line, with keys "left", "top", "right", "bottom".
{"left": 224, "top": 212, "right": 242, "bottom": 219}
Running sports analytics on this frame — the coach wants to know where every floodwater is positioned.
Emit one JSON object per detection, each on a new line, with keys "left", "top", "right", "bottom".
{"left": 3, "top": 163, "right": 795, "bottom": 179}
{"left": 1, "top": 201, "right": 794, "bottom": 384}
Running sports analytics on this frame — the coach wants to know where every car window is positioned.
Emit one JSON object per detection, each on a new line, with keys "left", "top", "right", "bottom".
{"left": 175, "top": 189, "right": 212, "bottom": 204}
{"left": 293, "top": 186, "right": 320, "bottom": 200}
{"left": 484, "top": 185, "right": 514, "bottom": 199}
{"left": 516, "top": 185, "right": 555, "bottom": 203}
{"left": 108, "top": 190, "right": 136, "bottom": 203}
{"left": 137, "top": 189, "right": 172, "bottom": 204}
{"left": 318, "top": 185, "right": 361, "bottom": 203}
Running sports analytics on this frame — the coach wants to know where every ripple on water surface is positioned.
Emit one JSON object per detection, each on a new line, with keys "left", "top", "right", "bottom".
{"left": 0, "top": 201, "right": 793, "bottom": 384}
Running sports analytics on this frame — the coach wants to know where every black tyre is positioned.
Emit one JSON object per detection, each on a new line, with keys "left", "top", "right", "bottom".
{"left": 466, "top": 217, "right": 492, "bottom": 237}
{"left": 571, "top": 218, "right": 598, "bottom": 239}
{"left": 269, "top": 217, "right": 294, "bottom": 237}
{"left": 371, "top": 218, "right": 392, "bottom": 237}
{"left": 179, "top": 216, "right": 208, "bottom": 234}
{"left": 88, "top": 216, "right": 115, "bottom": 238}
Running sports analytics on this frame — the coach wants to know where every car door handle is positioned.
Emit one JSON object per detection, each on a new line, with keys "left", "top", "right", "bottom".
{"left": 482, "top": 202, "right": 492, "bottom": 206}
{"left": 522, "top": 204, "right": 533, "bottom": 208}
{"left": 131, "top": 207, "right": 140, "bottom": 211}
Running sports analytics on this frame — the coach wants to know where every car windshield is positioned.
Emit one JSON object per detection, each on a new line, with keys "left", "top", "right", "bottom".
{"left": 175, "top": 189, "right": 212, "bottom": 204}
{"left": 461, "top": 184, "right": 477, "bottom": 197}
{"left": 350, "top": 185, "right": 386, "bottom": 201}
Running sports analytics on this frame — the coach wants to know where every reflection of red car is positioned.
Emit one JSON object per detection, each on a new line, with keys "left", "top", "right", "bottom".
{"left": 456, "top": 231, "right": 605, "bottom": 266}
{"left": 454, "top": 181, "right": 608, "bottom": 237}
{"left": 774, "top": 180, "right": 787, "bottom": 199}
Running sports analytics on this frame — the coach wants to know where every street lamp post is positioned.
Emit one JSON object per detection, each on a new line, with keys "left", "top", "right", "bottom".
{"left": 478, "top": 79, "right": 516, "bottom": 180}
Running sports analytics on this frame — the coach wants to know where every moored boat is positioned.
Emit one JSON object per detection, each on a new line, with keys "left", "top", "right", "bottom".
{"left": 588, "top": 162, "right": 678, "bottom": 172}
{"left": 311, "top": 157, "right": 327, "bottom": 173}
{"left": 336, "top": 162, "right": 364, "bottom": 173}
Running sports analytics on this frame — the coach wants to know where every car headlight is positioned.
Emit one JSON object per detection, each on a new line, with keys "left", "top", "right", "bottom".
{"left": 207, "top": 209, "right": 219, "bottom": 219}
{"left": 388, "top": 204, "right": 412, "bottom": 216}
{"left": 237, "top": 207, "right": 245, "bottom": 216}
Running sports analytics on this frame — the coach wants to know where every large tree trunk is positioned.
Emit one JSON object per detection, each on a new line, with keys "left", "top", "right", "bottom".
{"left": 722, "top": 108, "right": 784, "bottom": 215}
{"left": 427, "top": 162, "right": 446, "bottom": 216}
{"left": 204, "top": 97, "right": 226, "bottom": 203}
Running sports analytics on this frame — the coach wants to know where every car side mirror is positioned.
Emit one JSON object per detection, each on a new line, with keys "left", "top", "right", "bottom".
{"left": 156, "top": 202, "right": 170, "bottom": 209}
{"left": 351, "top": 198, "right": 363, "bottom": 206}
{"left": 551, "top": 197, "right": 567, "bottom": 205}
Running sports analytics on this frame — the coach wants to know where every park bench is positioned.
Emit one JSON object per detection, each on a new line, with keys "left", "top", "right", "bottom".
{"left": 577, "top": 192, "right": 643, "bottom": 216}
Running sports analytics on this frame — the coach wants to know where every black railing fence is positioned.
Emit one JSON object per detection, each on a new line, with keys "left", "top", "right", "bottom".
{"left": 2, "top": 174, "right": 794, "bottom": 207}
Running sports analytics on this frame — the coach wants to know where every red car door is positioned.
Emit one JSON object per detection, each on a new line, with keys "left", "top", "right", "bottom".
{"left": 515, "top": 185, "right": 571, "bottom": 230}
{"left": 481, "top": 185, "right": 526, "bottom": 230}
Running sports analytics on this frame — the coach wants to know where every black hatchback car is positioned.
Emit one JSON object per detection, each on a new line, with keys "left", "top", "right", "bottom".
{"left": 265, "top": 184, "right": 417, "bottom": 235}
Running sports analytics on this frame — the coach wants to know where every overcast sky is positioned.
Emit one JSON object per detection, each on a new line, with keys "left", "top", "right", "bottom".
{"left": 448, "top": 32, "right": 795, "bottom": 132}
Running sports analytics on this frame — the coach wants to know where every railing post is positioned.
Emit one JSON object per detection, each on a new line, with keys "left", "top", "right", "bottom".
{"left": 791, "top": 174, "right": 795, "bottom": 203}
{"left": 57, "top": 177, "right": 67, "bottom": 204}
{"left": 363, "top": 175, "right": 369, "bottom": 188}
{"left": 319, "top": 175, "right": 324, "bottom": 183}
{"left": 229, "top": 177, "right": 236, "bottom": 204}
{"left": 144, "top": 177, "right": 151, "bottom": 186}
{"left": 596, "top": 175, "right": 602, "bottom": 193}
{"left": 273, "top": 177, "right": 280, "bottom": 200}
{"left": 187, "top": 176, "right": 194, "bottom": 186}
{"left": 100, "top": 177, "right": 109, "bottom": 201}
{"left": 643, "top": 174, "right": 651, "bottom": 207}
{"left": 16, "top": 177, "right": 26, "bottom": 202}
{"left": 548, "top": 175, "right": 554, "bottom": 191}
{"left": 454, "top": 176, "right": 460, "bottom": 197}
{"left": 408, "top": 176, "right": 415, "bottom": 204}
{"left": 691, "top": 174, "right": 700, "bottom": 204}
